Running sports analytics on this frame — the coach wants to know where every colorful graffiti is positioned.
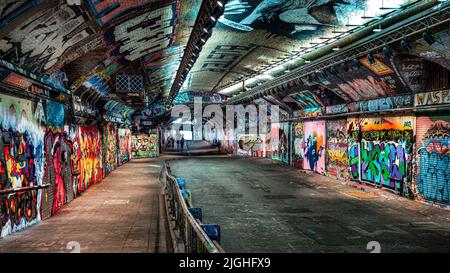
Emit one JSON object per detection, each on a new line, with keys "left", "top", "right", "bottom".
{"left": 326, "top": 119, "right": 348, "bottom": 181}
{"left": 347, "top": 117, "right": 414, "bottom": 192}
{"left": 103, "top": 123, "right": 118, "bottom": 175}
{"left": 303, "top": 121, "right": 325, "bottom": 174}
{"left": 0, "top": 4, "right": 95, "bottom": 73}
{"left": 42, "top": 131, "right": 73, "bottom": 217}
{"left": 0, "top": 94, "right": 44, "bottom": 236}
{"left": 71, "top": 126, "right": 103, "bottom": 195}
{"left": 118, "top": 129, "right": 132, "bottom": 166}
{"left": 102, "top": 2, "right": 178, "bottom": 65}
{"left": 416, "top": 116, "right": 450, "bottom": 205}
{"left": 46, "top": 100, "right": 65, "bottom": 128}
{"left": 132, "top": 134, "right": 159, "bottom": 158}
{"left": 237, "top": 134, "right": 264, "bottom": 157}
{"left": 293, "top": 122, "right": 305, "bottom": 169}
{"left": 270, "top": 123, "right": 289, "bottom": 164}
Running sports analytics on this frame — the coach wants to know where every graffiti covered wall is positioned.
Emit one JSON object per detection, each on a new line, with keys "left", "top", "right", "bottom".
{"left": 270, "top": 122, "right": 289, "bottom": 164}
{"left": 416, "top": 115, "right": 450, "bottom": 205}
{"left": 326, "top": 119, "right": 349, "bottom": 181}
{"left": 118, "top": 128, "right": 132, "bottom": 166}
{"left": 293, "top": 122, "right": 305, "bottom": 169}
{"left": 103, "top": 122, "right": 118, "bottom": 175}
{"left": 132, "top": 134, "right": 159, "bottom": 158}
{"left": 0, "top": 94, "right": 45, "bottom": 236}
{"left": 347, "top": 116, "right": 415, "bottom": 193}
{"left": 41, "top": 131, "right": 73, "bottom": 218}
{"left": 70, "top": 126, "right": 103, "bottom": 195}
{"left": 303, "top": 121, "right": 326, "bottom": 174}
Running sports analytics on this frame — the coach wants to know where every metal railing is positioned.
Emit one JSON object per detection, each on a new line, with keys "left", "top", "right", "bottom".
{"left": 163, "top": 161, "right": 224, "bottom": 253}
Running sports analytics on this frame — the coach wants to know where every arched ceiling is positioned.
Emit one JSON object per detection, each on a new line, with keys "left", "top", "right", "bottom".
{"left": 0, "top": 0, "right": 449, "bottom": 123}
{"left": 0, "top": 0, "right": 202, "bottom": 109}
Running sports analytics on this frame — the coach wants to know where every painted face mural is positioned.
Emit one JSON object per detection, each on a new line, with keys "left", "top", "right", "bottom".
{"left": 326, "top": 119, "right": 348, "bottom": 181}
{"left": 70, "top": 126, "right": 103, "bottom": 195}
{"left": 0, "top": 94, "right": 44, "bottom": 237}
{"left": 347, "top": 116, "right": 414, "bottom": 192}
{"left": 303, "top": 121, "right": 325, "bottom": 174}
{"left": 416, "top": 116, "right": 450, "bottom": 205}
{"left": 132, "top": 134, "right": 159, "bottom": 158}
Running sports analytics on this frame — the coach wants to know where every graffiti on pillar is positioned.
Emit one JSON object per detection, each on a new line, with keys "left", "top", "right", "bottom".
{"left": 118, "top": 128, "right": 131, "bottom": 165}
{"left": 102, "top": 2, "right": 178, "bottom": 65}
{"left": 0, "top": 4, "right": 95, "bottom": 73}
{"left": 416, "top": 116, "right": 450, "bottom": 205}
{"left": 293, "top": 122, "right": 305, "bottom": 169}
{"left": 70, "top": 126, "right": 103, "bottom": 195}
{"left": 0, "top": 94, "right": 44, "bottom": 236}
{"left": 347, "top": 117, "right": 414, "bottom": 192}
{"left": 326, "top": 119, "right": 348, "bottom": 181}
{"left": 103, "top": 123, "right": 118, "bottom": 175}
{"left": 132, "top": 134, "right": 159, "bottom": 158}
{"left": 303, "top": 120, "right": 325, "bottom": 174}
{"left": 46, "top": 100, "right": 65, "bottom": 128}
{"left": 270, "top": 123, "right": 289, "bottom": 164}
{"left": 42, "top": 132, "right": 73, "bottom": 217}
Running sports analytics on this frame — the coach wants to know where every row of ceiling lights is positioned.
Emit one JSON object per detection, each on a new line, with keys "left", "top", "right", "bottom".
{"left": 229, "top": 29, "right": 439, "bottom": 105}
{"left": 166, "top": 0, "right": 225, "bottom": 108}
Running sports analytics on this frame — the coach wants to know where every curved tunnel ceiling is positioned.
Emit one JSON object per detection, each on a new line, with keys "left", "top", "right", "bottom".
{"left": 0, "top": 0, "right": 448, "bottom": 122}
{"left": 181, "top": 0, "right": 421, "bottom": 94}
{"left": 0, "top": 0, "right": 202, "bottom": 110}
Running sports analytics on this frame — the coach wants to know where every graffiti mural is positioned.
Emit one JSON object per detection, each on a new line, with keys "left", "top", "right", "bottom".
{"left": 132, "top": 134, "right": 159, "bottom": 158}
{"left": 293, "top": 122, "right": 305, "bottom": 169}
{"left": 0, "top": 94, "right": 44, "bottom": 236}
{"left": 237, "top": 134, "right": 264, "bottom": 157}
{"left": 347, "top": 116, "right": 414, "bottom": 192}
{"left": 303, "top": 120, "right": 325, "bottom": 174}
{"left": 103, "top": 123, "right": 118, "bottom": 175}
{"left": 70, "top": 126, "right": 103, "bottom": 195}
{"left": 42, "top": 131, "right": 73, "bottom": 217}
{"left": 416, "top": 116, "right": 450, "bottom": 205}
{"left": 0, "top": 3, "right": 96, "bottom": 73}
{"left": 270, "top": 122, "right": 289, "bottom": 164}
{"left": 326, "top": 119, "right": 348, "bottom": 181}
{"left": 102, "top": 2, "right": 178, "bottom": 65}
{"left": 118, "top": 128, "right": 132, "bottom": 166}
{"left": 46, "top": 100, "right": 65, "bottom": 128}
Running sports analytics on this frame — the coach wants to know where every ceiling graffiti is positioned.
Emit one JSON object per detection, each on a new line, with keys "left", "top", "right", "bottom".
{"left": 0, "top": 3, "right": 96, "bottom": 73}
{"left": 183, "top": 0, "right": 416, "bottom": 94}
{"left": 0, "top": 0, "right": 203, "bottom": 115}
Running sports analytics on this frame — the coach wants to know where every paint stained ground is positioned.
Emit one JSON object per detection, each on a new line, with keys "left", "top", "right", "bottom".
{"left": 170, "top": 157, "right": 450, "bottom": 253}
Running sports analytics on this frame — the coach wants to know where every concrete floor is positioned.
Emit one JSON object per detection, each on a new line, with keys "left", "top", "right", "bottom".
{"left": 170, "top": 157, "right": 450, "bottom": 253}
{"left": 0, "top": 158, "right": 172, "bottom": 253}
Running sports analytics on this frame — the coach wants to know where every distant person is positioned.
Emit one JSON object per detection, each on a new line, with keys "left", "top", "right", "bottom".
{"left": 176, "top": 139, "right": 180, "bottom": 150}
{"left": 181, "top": 136, "right": 185, "bottom": 151}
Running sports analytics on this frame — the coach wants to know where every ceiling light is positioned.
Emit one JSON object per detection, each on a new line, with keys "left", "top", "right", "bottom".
{"left": 210, "top": 16, "right": 216, "bottom": 22}
{"left": 216, "top": 1, "right": 223, "bottom": 7}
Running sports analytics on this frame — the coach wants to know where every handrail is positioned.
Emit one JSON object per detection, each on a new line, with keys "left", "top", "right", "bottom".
{"left": 163, "top": 161, "right": 224, "bottom": 253}
{"left": 0, "top": 184, "right": 50, "bottom": 196}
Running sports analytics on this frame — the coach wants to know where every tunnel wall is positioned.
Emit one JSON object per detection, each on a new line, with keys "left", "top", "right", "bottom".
{"left": 0, "top": 93, "right": 137, "bottom": 237}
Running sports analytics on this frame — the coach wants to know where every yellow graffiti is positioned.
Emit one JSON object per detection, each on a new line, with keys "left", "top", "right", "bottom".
{"left": 327, "top": 149, "right": 348, "bottom": 164}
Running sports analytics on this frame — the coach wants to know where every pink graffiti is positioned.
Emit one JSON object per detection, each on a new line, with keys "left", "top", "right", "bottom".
{"left": 338, "top": 76, "right": 392, "bottom": 101}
